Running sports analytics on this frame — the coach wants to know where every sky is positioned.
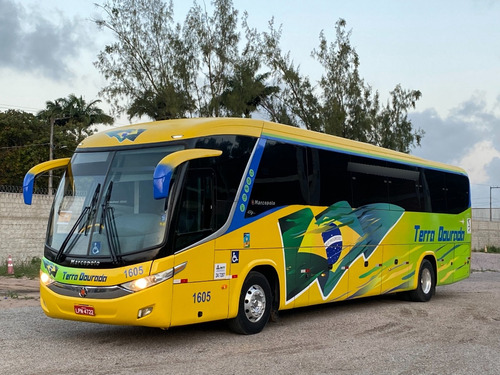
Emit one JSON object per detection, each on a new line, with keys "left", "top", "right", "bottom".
{"left": 1, "top": 0, "right": 500, "bottom": 207}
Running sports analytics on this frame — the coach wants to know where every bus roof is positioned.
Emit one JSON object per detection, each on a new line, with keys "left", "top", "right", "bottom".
{"left": 78, "top": 118, "right": 466, "bottom": 175}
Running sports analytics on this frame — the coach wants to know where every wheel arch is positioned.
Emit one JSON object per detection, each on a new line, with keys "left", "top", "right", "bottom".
{"left": 411, "top": 252, "right": 437, "bottom": 290}
{"left": 423, "top": 254, "right": 437, "bottom": 288}
{"left": 228, "top": 262, "right": 280, "bottom": 319}
{"left": 252, "top": 264, "right": 280, "bottom": 314}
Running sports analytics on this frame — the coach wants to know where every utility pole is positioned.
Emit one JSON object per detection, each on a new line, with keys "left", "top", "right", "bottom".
{"left": 49, "top": 117, "right": 55, "bottom": 195}
{"left": 490, "top": 186, "right": 500, "bottom": 221}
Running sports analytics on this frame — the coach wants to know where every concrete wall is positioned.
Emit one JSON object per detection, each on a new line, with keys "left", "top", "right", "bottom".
{"left": 1, "top": 192, "right": 498, "bottom": 263}
{"left": 471, "top": 219, "right": 500, "bottom": 251}
{"left": 0, "top": 192, "right": 52, "bottom": 263}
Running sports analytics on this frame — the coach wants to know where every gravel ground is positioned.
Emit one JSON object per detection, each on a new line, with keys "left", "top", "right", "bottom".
{"left": 0, "top": 252, "right": 499, "bottom": 375}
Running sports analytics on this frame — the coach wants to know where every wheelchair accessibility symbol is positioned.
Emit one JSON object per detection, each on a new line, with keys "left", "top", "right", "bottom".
{"left": 91, "top": 241, "right": 101, "bottom": 255}
{"left": 231, "top": 251, "right": 239, "bottom": 264}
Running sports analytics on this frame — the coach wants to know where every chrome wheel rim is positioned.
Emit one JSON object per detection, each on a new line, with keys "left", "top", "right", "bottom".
{"left": 243, "top": 284, "right": 266, "bottom": 322}
{"left": 421, "top": 268, "right": 432, "bottom": 295}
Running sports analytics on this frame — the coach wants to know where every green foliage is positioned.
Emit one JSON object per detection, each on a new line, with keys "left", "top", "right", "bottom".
{"left": 0, "top": 257, "right": 41, "bottom": 278}
{"left": 0, "top": 110, "right": 50, "bottom": 186}
{"left": 38, "top": 94, "right": 114, "bottom": 145}
{"left": 185, "top": 0, "right": 240, "bottom": 117}
{"left": 0, "top": 95, "right": 112, "bottom": 187}
{"left": 94, "top": 1, "right": 423, "bottom": 153}
{"left": 260, "top": 19, "right": 321, "bottom": 131}
{"left": 262, "top": 18, "right": 423, "bottom": 152}
{"left": 473, "top": 246, "right": 500, "bottom": 254}
{"left": 94, "top": 0, "right": 195, "bottom": 119}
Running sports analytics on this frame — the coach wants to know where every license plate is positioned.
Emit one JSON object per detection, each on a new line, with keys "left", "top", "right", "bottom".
{"left": 74, "top": 305, "right": 95, "bottom": 316}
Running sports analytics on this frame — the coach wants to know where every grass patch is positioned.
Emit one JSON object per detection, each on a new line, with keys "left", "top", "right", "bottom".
{"left": 2, "top": 290, "right": 19, "bottom": 299}
{"left": 473, "top": 246, "right": 500, "bottom": 254}
{"left": 0, "top": 257, "right": 41, "bottom": 278}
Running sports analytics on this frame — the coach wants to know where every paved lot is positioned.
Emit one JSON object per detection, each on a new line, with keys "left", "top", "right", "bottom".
{"left": 0, "top": 252, "right": 499, "bottom": 374}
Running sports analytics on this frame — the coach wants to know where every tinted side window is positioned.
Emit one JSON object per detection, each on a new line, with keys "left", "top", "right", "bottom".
{"left": 194, "top": 135, "right": 256, "bottom": 226}
{"left": 173, "top": 168, "right": 215, "bottom": 251}
{"left": 423, "top": 170, "right": 447, "bottom": 213}
{"left": 246, "top": 141, "right": 308, "bottom": 217}
{"left": 349, "top": 157, "right": 388, "bottom": 207}
{"left": 423, "top": 169, "right": 470, "bottom": 214}
{"left": 315, "top": 148, "right": 351, "bottom": 206}
{"left": 446, "top": 173, "right": 470, "bottom": 214}
{"left": 385, "top": 162, "right": 422, "bottom": 211}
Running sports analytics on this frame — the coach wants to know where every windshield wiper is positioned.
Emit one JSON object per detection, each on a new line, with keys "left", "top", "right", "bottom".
{"left": 99, "top": 182, "right": 121, "bottom": 264}
{"left": 99, "top": 181, "right": 113, "bottom": 235}
{"left": 55, "top": 184, "right": 101, "bottom": 262}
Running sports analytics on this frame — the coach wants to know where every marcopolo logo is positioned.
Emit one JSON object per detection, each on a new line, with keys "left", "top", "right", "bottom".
{"left": 413, "top": 225, "right": 465, "bottom": 243}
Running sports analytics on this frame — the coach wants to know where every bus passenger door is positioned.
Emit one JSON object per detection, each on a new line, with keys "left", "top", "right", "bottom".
{"left": 169, "top": 168, "right": 229, "bottom": 326}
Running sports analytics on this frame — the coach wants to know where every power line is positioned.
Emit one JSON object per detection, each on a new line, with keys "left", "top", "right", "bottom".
{"left": 0, "top": 103, "right": 43, "bottom": 113}
{"left": 0, "top": 143, "right": 50, "bottom": 150}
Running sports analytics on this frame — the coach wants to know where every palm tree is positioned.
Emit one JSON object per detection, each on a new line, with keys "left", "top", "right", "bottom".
{"left": 38, "top": 94, "right": 114, "bottom": 144}
{"left": 126, "top": 85, "right": 194, "bottom": 121}
{"left": 218, "top": 60, "right": 279, "bottom": 118}
{"left": 37, "top": 95, "right": 114, "bottom": 192}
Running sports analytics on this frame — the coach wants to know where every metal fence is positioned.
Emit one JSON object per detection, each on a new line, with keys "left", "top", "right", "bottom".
{"left": 0, "top": 185, "right": 56, "bottom": 195}
{"left": 471, "top": 208, "right": 500, "bottom": 222}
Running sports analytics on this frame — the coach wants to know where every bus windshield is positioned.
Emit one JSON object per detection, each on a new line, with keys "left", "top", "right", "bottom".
{"left": 47, "top": 145, "right": 183, "bottom": 263}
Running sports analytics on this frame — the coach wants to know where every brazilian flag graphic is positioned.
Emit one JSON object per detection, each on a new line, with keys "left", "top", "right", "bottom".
{"left": 279, "top": 201, "right": 404, "bottom": 301}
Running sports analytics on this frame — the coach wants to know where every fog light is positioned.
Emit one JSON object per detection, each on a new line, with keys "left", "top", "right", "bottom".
{"left": 138, "top": 306, "right": 154, "bottom": 319}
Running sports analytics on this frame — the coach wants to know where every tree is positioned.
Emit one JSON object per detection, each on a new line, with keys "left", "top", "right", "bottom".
{"left": 371, "top": 85, "right": 423, "bottom": 153}
{"left": 0, "top": 110, "right": 49, "bottom": 186}
{"left": 37, "top": 94, "right": 114, "bottom": 145}
{"left": 95, "top": 0, "right": 268, "bottom": 120}
{"left": 217, "top": 16, "right": 279, "bottom": 118}
{"left": 219, "top": 61, "right": 279, "bottom": 118}
{"left": 185, "top": 0, "right": 240, "bottom": 117}
{"left": 262, "top": 18, "right": 423, "bottom": 152}
{"left": 94, "top": 1, "right": 422, "bottom": 152}
{"left": 94, "top": 0, "right": 195, "bottom": 120}
{"left": 260, "top": 19, "right": 322, "bottom": 131}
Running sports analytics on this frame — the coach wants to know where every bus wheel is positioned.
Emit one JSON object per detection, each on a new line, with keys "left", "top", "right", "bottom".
{"left": 409, "top": 259, "right": 435, "bottom": 302}
{"left": 229, "top": 271, "right": 272, "bottom": 335}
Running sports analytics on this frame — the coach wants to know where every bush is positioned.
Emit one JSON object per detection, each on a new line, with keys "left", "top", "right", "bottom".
{"left": 0, "top": 257, "right": 41, "bottom": 278}
{"left": 473, "top": 246, "right": 500, "bottom": 254}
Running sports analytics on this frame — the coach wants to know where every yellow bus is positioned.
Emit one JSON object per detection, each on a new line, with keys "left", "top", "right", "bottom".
{"left": 24, "top": 118, "right": 471, "bottom": 334}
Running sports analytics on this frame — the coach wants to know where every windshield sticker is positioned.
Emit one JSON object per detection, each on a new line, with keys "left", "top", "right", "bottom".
{"left": 106, "top": 128, "right": 146, "bottom": 143}
{"left": 57, "top": 211, "right": 72, "bottom": 225}
{"left": 91, "top": 241, "right": 101, "bottom": 255}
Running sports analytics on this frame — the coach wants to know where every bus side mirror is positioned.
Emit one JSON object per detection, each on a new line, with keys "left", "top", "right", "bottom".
{"left": 23, "top": 158, "right": 71, "bottom": 205}
{"left": 153, "top": 149, "right": 222, "bottom": 200}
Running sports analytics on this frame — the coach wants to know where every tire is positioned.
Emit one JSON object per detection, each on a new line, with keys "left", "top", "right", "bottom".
{"left": 409, "top": 259, "right": 435, "bottom": 302}
{"left": 228, "top": 271, "right": 272, "bottom": 335}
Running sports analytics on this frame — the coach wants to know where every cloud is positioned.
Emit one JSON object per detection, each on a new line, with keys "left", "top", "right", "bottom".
{"left": 0, "top": 0, "right": 91, "bottom": 80}
{"left": 410, "top": 93, "right": 500, "bottom": 186}
{"left": 455, "top": 140, "right": 500, "bottom": 184}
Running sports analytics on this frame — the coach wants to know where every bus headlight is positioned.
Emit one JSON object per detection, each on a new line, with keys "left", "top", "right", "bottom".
{"left": 40, "top": 270, "right": 54, "bottom": 286}
{"left": 121, "top": 269, "right": 173, "bottom": 292}
{"left": 120, "top": 262, "right": 186, "bottom": 292}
